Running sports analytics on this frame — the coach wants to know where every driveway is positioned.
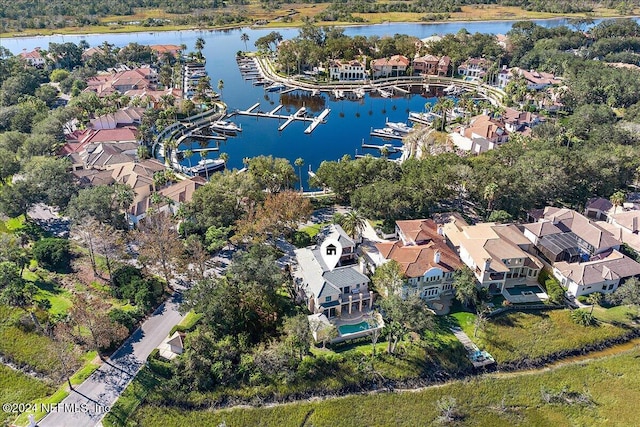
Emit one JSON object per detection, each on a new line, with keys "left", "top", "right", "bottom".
{"left": 38, "top": 291, "right": 185, "bottom": 427}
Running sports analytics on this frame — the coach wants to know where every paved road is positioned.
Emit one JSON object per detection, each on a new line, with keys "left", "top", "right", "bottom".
{"left": 38, "top": 292, "right": 185, "bottom": 427}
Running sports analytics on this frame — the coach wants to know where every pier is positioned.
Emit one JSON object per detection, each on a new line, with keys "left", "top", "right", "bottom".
{"left": 393, "top": 85, "right": 410, "bottom": 94}
{"left": 362, "top": 142, "right": 402, "bottom": 153}
{"left": 179, "top": 146, "right": 219, "bottom": 154}
{"left": 231, "top": 102, "right": 331, "bottom": 134}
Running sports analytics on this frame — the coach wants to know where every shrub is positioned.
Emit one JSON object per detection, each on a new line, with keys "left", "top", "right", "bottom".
{"left": 577, "top": 295, "right": 589, "bottom": 304}
{"left": 292, "top": 231, "right": 311, "bottom": 248}
{"left": 570, "top": 309, "right": 596, "bottom": 326}
{"left": 149, "top": 357, "right": 173, "bottom": 379}
{"left": 32, "top": 238, "right": 71, "bottom": 272}
{"left": 109, "top": 308, "right": 141, "bottom": 332}
{"left": 544, "top": 277, "right": 565, "bottom": 305}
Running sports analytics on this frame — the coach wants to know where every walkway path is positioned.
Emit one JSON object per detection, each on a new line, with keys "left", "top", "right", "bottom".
{"left": 450, "top": 326, "right": 495, "bottom": 368}
{"left": 38, "top": 291, "right": 185, "bottom": 427}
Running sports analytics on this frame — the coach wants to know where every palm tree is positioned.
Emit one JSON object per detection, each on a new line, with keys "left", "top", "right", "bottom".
{"left": 424, "top": 101, "right": 432, "bottom": 113}
{"left": 294, "top": 157, "right": 304, "bottom": 192}
{"left": 217, "top": 79, "right": 224, "bottom": 99}
{"left": 483, "top": 182, "right": 499, "bottom": 213}
{"left": 201, "top": 150, "right": 210, "bottom": 180}
{"left": 241, "top": 33, "right": 250, "bottom": 52}
{"left": 339, "top": 210, "right": 367, "bottom": 241}
{"left": 587, "top": 292, "right": 602, "bottom": 315}
{"left": 219, "top": 152, "right": 229, "bottom": 167}
{"left": 610, "top": 190, "right": 625, "bottom": 214}
{"left": 380, "top": 145, "right": 390, "bottom": 158}
{"left": 439, "top": 97, "right": 455, "bottom": 131}
{"left": 183, "top": 149, "right": 194, "bottom": 169}
{"left": 194, "top": 37, "right": 205, "bottom": 60}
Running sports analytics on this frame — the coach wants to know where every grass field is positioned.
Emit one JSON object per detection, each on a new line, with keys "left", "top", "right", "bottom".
{"left": 451, "top": 309, "right": 631, "bottom": 364}
{"left": 130, "top": 346, "right": 640, "bottom": 426}
{"left": 1, "top": 4, "right": 636, "bottom": 37}
{"left": 0, "top": 365, "right": 53, "bottom": 426}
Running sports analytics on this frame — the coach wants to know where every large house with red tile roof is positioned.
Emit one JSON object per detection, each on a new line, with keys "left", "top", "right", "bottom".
{"left": 457, "top": 58, "right": 492, "bottom": 79}
{"left": 85, "top": 67, "right": 158, "bottom": 97}
{"left": 329, "top": 58, "right": 367, "bottom": 81}
{"left": 497, "top": 66, "right": 561, "bottom": 90}
{"left": 19, "top": 48, "right": 46, "bottom": 67}
{"left": 412, "top": 55, "right": 450, "bottom": 76}
{"left": 371, "top": 219, "right": 462, "bottom": 309}
{"left": 370, "top": 55, "right": 410, "bottom": 78}
{"left": 61, "top": 127, "right": 139, "bottom": 170}
{"left": 448, "top": 115, "right": 509, "bottom": 154}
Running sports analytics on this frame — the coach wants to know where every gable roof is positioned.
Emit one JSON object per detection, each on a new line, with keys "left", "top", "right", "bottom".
{"left": 555, "top": 250, "right": 640, "bottom": 286}
{"left": 316, "top": 224, "right": 355, "bottom": 248}
{"left": 375, "top": 239, "right": 461, "bottom": 278}
{"left": 586, "top": 197, "right": 613, "bottom": 213}
{"left": 371, "top": 55, "right": 410, "bottom": 68}
{"left": 611, "top": 210, "right": 640, "bottom": 233}
{"left": 396, "top": 219, "right": 441, "bottom": 245}
{"left": 464, "top": 115, "right": 508, "bottom": 140}
{"left": 542, "top": 208, "right": 621, "bottom": 252}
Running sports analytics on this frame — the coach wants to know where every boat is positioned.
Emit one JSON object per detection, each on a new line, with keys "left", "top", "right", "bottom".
{"left": 210, "top": 120, "right": 242, "bottom": 134}
{"left": 373, "top": 127, "right": 401, "bottom": 137}
{"left": 354, "top": 88, "right": 365, "bottom": 99}
{"left": 332, "top": 89, "right": 344, "bottom": 99}
{"left": 378, "top": 88, "right": 392, "bottom": 98}
{"left": 443, "top": 84, "right": 462, "bottom": 95}
{"left": 266, "top": 83, "right": 286, "bottom": 92}
{"left": 187, "top": 158, "right": 225, "bottom": 176}
{"left": 385, "top": 121, "right": 412, "bottom": 134}
{"left": 409, "top": 112, "right": 435, "bottom": 123}
{"left": 253, "top": 79, "right": 267, "bottom": 86}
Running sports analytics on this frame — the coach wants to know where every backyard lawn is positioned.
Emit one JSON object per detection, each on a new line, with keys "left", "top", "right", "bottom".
{"left": 130, "top": 347, "right": 640, "bottom": 426}
{"left": 451, "top": 309, "right": 631, "bottom": 364}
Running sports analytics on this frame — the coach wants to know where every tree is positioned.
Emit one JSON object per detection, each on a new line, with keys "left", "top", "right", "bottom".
{"left": 0, "top": 280, "right": 40, "bottom": 330}
{"left": 571, "top": 309, "right": 596, "bottom": 326}
{"left": 337, "top": 210, "right": 367, "bottom": 241}
{"left": 241, "top": 33, "right": 250, "bottom": 52}
{"left": 247, "top": 155, "right": 297, "bottom": 193}
{"left": 487, "top": 209, "right": 512, "bottom": 223}
{"left": 32, "top": 238, "right": 71, "bottom": 272}
{"left": 371, "top": 259, "right": 404, "bottom": 297}
{"left": 71, "top": 216, "right": 101, "bottom": 276}
{"left": 483, "top": 182, "right": 499, "bottom": 213}
{"left": 0, "top": 180, "right": 38, "bottom": 219}
{"left": 294, "top": 157, "right": 304, "bottom": 192}
{"left": 137, "top": 211, "right": 184, "bottom": 288}
{"left": 453, "top": 267, "right": 479, "bottom": 308}
{"left": 379, "top": 295, "right": 433, "bottom": 355}
{"left": 610, "top": 190, "right": 626, "bottom": 214}
{"left": 0, "top": 148, "right": 20, "bottom": 183}
{"left": 194, "top": 37, "right": 205, "bottom": 60}
{"left": 60, "top": 293, "right": 128, "bottom": 356}
{"left": 609, "top": 277, "right": 640, "bottom": 311}
{"left": 282, "top": 313, "right": 311, "bottom": 360}
{"left": 473, "top": 303, "right": 490, "bottom": 338}
{"left": 587, "top": 292, "right": 603, "bottom": 315}
{"left": 219, "top": 152, "right": 229, "bottom": 167}
{"left": 204, "top": 225, "right": 231, "bottom": 253}
{"left": 217, "top": 79, "right": 224, "bottom": 98}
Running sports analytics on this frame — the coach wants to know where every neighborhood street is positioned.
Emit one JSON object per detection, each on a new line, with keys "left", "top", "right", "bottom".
{"left": 38, "top": 291, "right": 185, "bottom": 427}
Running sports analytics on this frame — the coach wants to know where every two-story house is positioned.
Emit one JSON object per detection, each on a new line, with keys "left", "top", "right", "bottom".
{"left": 413, "top": 55, "right": 440, "bottom": 75}
{"left": 19, "top": 48, "right": 46, "bottom": 68}
{"left": 370, "top": 55, "right": 410, "bottom": 79}
{"left": 457, "top": 58, "right": 491, "bottom": 79}
{"left": 444, "top": 222, "right": 544, "bottom": 298}
{"left": 448, "top": 115, "right": 509, "bottom": 154}
{"left": 329, "top": 58, "right": 367, "bottom": 81}
{"left": 373, "top": 219, "right": 462, "bottom": 306}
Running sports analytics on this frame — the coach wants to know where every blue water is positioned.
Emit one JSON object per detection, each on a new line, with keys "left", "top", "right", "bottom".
{"left": 1, "top": 18, "right": 629, "bottom": 180}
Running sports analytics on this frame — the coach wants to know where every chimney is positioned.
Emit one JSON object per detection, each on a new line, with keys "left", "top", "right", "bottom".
{"left": 634, "top": 216, "right": 638, "bottom": 233}
{"left": 437, "top": 225, "right": 444, "bottom": 236}
{"left": 484, "top": 258, "right": 491, "bottom": 271}
{"left": 434, "top": 251, "right": 441, "bottom": 264}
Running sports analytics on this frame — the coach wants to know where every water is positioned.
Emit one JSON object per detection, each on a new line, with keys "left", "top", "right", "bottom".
{"left": 1, "top": 18, "right": 629, "bottom": 178}
{"left": 338, "top": 320, "right": 372, "bottom": 335}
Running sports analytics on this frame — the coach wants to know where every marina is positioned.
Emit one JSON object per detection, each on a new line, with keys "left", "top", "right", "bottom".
{"left": 370, "top": 127, "right": 405, "bottom": 141}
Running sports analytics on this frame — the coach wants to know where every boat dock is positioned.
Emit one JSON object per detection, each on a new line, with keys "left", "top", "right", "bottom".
{"left": 179, "top": 146, "right": 219, "bottom": 153}
{"left": 362, "top": 142, "right": 402, "bottom": 152}
{"left": 232, "top": 102, "right": 331, "bottom": 134}
{"left": 190, "top": 133, "right": 227, "bottom": 141}
{"left": 304, "top": 108, "right": 331, "bottom": 134}
{"left": 393, "top": 85, "right": 410, "bottom": 94}
{"left": 450, "top": 327, "right": 495, "bottom": 369}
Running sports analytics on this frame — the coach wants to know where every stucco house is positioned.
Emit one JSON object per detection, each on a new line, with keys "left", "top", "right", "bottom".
{"left": 370, "top": 55, "right": 410, "bottom": 78}
{"left": 329, "top": 58, "right": 367, "bottom": 81}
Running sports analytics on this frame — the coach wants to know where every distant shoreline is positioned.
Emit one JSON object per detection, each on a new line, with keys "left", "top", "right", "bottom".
{"left": 1, "top": 12, "right": 638, "bottom": 40}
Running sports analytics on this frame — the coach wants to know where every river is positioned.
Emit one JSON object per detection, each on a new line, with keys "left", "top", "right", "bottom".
{"left": 0, "top": 18, "right": 624, "bottom": 181}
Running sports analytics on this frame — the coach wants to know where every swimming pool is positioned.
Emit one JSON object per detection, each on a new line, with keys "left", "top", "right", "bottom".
{"left": 338, "top": 321, "right": 374, "bottom": 335}
{"left": 506, "top": 285, "right": 544, "bottom": 296}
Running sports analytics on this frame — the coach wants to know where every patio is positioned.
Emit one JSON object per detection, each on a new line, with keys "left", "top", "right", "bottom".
{"left": 502, "top": 284, "right": 548, "bottom": 304}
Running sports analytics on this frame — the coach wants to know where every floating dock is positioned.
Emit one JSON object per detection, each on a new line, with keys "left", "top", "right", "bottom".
{"left": 232, "top": 102, "right": 330, "bottom": 134}
{"left": 190, "top": 133, "right": 227, "bottom": 141}
{"left": 362, "top": 143, "right": 402, "bottom": 153}
{"left": 393, "top": 86, "right": 410, "bottom": 94}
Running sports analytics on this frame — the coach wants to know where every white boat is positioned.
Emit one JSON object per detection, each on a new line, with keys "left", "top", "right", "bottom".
{"left": 443, "top": 84, "right": 462, "bottom": 95}
{"left": 332, "top": 89, "right": 344, "bottom": 99}
{"left": 266, "top": 83, "right": 286, "bottom": 92}
{"left": 385, "top": 121, "right": 412, "bottom": 134}
{"left": 378, "top": 88, "right": 392, "bottom": 98}
{"left": 210, "top": 120, "right": 242, "bottom": 133}
{"left": 373, "top": 127, "right": 401, "bottom": 137}
{"left": 354, "top": 88, "right": 365, "bottom": 99}
{"left": 409, "top": 112, "right": 435, "bottom": 123}
{"left": 188, "top": 158, "right": 225, "bottom": 176}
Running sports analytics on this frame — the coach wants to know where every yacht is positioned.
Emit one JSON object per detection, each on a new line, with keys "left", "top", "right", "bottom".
{"left": 266, "top": 83, "right": 286, "bottom": 92}
{"left": 188, "top": 158, "right": 225, "bottom": 176}
{"left": 210, "top": 120, "right": 242, "bottom": 134}
{"left": 385, "top": 121, "right": 412, "bottom": 134}
{"left": 373, "top": 127, "right": 401, "bottom": 137}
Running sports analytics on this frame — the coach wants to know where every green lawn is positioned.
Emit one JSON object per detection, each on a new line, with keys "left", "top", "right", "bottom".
{"left": 462, "top": 310, "right": 631, "bottom": 364}
{"left": 299, "top": 223, "right": 328, "bottom": 239}
{"left": 130, "top": 347, "right": 640, "bottom": 426}
{"left": 0, "top": 365, "right": 53, "bottom": 426}
{"left": 593, "top": 305, "right": 638, "bottom": 324}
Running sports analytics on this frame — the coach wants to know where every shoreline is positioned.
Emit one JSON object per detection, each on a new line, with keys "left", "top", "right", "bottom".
{"left": 2, "top": 13, "right": 638, "bottom": 40}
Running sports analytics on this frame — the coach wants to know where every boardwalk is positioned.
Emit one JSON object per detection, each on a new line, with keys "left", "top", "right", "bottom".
{"left": 450, "top": 326, "right": 495, "bottom": 368}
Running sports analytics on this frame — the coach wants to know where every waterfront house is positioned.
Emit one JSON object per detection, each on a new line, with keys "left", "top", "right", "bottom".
{"left": 85, "top": 66, "right": 158, "bottom": 97}
{"left": 329, "top": 58, "right": 367, "bottom": 81}
{"left": 523, "top": 207, "right": 640, "bottom": 297}
{"left": 457, "top": 58, "right": 491, "bottom": 79}
{"left": 413, "top": 55, "right": 440, "bottom": 75}
{"left": 370, "top": 55, "right": 410, "bottom": 79}
{"left": 316, "top": 224, "right": 358, "bottom": 265}
{"left": 443, "top": 222, "right": 545, "bottom": 301}
{"left": 497, "top": 66, "right": 561, "bottom": 90}
{"left": 449, "top": 115, "right": 509, "bottom": 154}
{"left": 501, "top": 107, "right": 541, "bottom": 134}
{"left": 61, "top": 127, "right": 139, "bottom": 171}
{"left": 373, "top": 219, "right": 462, "bottom": 312}
{"left": 19, "top": 48, "right": 46, "bottom": 68}
{"left": 89, "top": 107, "right": 146, "bottom": 130}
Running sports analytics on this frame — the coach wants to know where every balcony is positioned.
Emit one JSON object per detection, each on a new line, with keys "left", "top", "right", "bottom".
{"left": 340, "top": 287, "right": 370, "bottom": 302}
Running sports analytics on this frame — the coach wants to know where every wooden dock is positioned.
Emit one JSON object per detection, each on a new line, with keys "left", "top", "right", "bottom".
{"left": 178, "top": 146, "right": 219, "bottom": 153}
{"left": 450, "top": 327, "right": 495, "bottom": 368}
{"left": 362, "top": 143, "right": 402, "bottom": 152}
{"left": 190, "top": 133, "right": 227, "bottom": 141}
{"left": 393, "top": 85, "right": 410, "bottom": 94}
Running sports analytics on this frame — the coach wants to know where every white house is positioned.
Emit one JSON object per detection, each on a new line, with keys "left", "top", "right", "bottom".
{"left": 19, "top": 48, "right": 46, "bottom": 67}
{"left": 370, "top": 55, "right": 410, "bottom": 79}
{"left": 329, "top": 58, "right": 366, "bottom": 81}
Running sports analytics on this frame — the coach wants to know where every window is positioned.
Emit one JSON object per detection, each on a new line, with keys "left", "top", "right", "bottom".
{"left": 602, "top": 285, "right": 607, "bottom": 290}
{"left": 325, "top": 296, "right": 331, "bottom": 302}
